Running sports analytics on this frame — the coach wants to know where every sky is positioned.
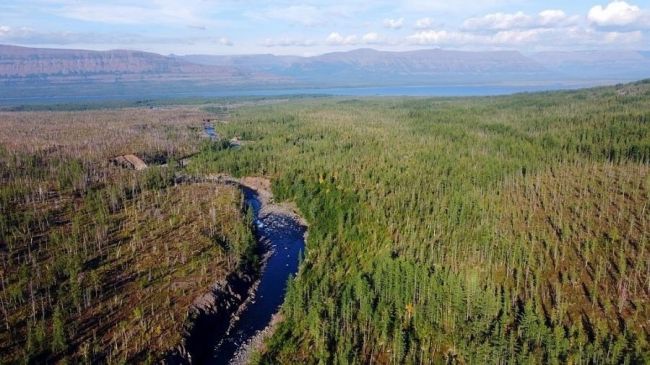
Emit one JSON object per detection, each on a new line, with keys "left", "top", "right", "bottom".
{"left": 0, "top": 0, "right": 649, "bottom": 55}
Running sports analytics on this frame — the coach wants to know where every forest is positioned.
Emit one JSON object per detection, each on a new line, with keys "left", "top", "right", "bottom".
{"left": 0, "top": 108, "right": 255, "bottom": 362}
{"left": 191, "top": 81, "right": 650, "bottom": 364}
{"left": 0, "top": 80, "right": 649, "bottom": 364}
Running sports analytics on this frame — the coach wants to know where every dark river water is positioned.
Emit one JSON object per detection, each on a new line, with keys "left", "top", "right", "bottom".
{"left": 204, "top": 125, "right": 218, "bottom": 140}
{"left": 208, "top": 188, "right": 306, "bottom": 364}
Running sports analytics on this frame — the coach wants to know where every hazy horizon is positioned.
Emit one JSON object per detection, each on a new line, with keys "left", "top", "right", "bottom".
{"left": 4, "top": 43, "right": 650, "bottom": 58}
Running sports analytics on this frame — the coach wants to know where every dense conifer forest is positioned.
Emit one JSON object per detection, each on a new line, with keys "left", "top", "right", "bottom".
{"left": 191, "top": 81, "right": 650, "bottom": 364}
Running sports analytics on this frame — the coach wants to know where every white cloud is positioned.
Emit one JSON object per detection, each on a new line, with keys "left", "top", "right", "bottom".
{"left": 491, "top": 29, "right": 544, "bottom": 44}
{"left": 321, "top": 32, "right": 388, "bottom": 46}
{"left": 0, "top": 26, "right": 38, "bottom": 40}
{"left": 217, "top": 37, "right": 233, "bottom": 46}
{"left": 462, "top": 9, "right": 580, "bottom": 31}
{"left": 603, "top": 30, "right": 643, "bottom": 43}
{"left": 259, "top": 5, "right": 325, "bottom": 27}
{"left": 262, "top": 38, "right": 317, "bottom": 47}
{"left": 588, "top": 1, "right": 645, "bottom": 27}
{"left": 57, "top": 3, "right": 203, "bottom": 25}
{"left": 405, "top": 25, "right": 647, "bottom": 49}
{"left": 462, "top": 11, "right": 533, "bottom": 30}
{"left": 414, "top": 17, "right": 434, "bottom": 29}
{"left": 46, "top": 0, "right": 241, "bottom": 29}
{"left": 362, "top": 32, "right": 380, "bottom": 43}
{"left": 3, "top": 0, "right": 649, "bottom": 54}
{"left": 249, "top": 3, "right": 368, "bottom": 28}
{"left": 0, "top": 25, "right": 222, "bottom": 49}
{"left": 538, "top": 10, "right": 567, "bottom": 25}
{"left": 383, "top": 18, "right": 404, "bottom": 29}
{"left": 407, "top": 30, "right": 479, "bottom": 45}
{"left": 326, "top": 32, "right": 358, "bottom": 46}
{"left": 409, "top": 28, "right": 540, "bottom": 47}
{"left": 397, "top": 0, "right": 516, "bottom": 13}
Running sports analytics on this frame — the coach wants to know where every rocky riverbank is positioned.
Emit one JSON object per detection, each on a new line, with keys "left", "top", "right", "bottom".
{"left": 166, "top": 175, "right": 307, "bottom": 365}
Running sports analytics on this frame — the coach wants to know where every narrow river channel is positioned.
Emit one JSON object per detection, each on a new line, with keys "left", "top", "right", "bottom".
{"left": 204, "top": 124, "right": 219, "bottom": 140}
{"left": 207, "top": 187, "right": 306, "bottom": 364}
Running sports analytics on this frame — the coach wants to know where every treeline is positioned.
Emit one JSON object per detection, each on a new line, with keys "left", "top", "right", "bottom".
{"left": 192, "top": 82, "right": 650, "bottom": 363}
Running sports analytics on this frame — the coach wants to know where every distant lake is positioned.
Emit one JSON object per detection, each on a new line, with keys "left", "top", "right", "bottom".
{"left": 0, "top": 82, "right": 603, "bottom": 106}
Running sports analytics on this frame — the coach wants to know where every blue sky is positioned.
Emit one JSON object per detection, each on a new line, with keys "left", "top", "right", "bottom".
{"left": 0, "top": 0, "right": 648, "bottom": 55}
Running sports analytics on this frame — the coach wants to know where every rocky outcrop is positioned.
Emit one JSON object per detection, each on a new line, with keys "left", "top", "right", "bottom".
{"left": 110, "top": 154, "right": 148, "bottom": 171}
{"left": 165, "top": 269, "right": 257, "bottom": 364}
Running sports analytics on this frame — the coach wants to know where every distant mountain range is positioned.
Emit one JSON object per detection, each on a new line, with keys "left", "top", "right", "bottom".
{"left": 0, "top": 44, "right": 278, "bottom": 84}
{"left": 1, "top": 44, "right": 649, "bottom": 101}
{"left": 180, "top": 48, "right": 552, "bottom": 85}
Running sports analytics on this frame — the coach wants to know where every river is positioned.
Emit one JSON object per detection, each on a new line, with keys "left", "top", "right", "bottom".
{"left": 205, "top": 187, "right": 306, "bottom": 364}
{"left": 204, "top": 124, "right": 218, "bottom": 140}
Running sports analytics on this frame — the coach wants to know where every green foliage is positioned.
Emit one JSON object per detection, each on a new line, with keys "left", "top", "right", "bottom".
{"left": 193, "top": 84, "right": 650, "bottom": 363}
{"left": 52, "top": 306, "right": 66, "bottom": 352}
